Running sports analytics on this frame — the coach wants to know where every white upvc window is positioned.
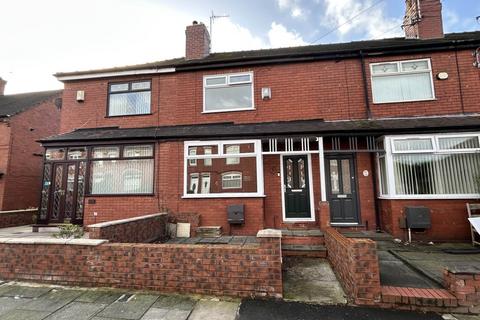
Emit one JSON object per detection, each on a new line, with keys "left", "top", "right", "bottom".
{"left": 183, "top": 140, "right": 264, "bottom": 198}
{"left": 378, "top": 133, "right": 480, "bottom": 199}
{"left": 370, "top": 59, "right": 435, "bottom": 104}
{"left": 222, "top": 172, "right": 242, "bottom": 189}
{"left": 203, "top": 72, "right": 254, "bottom": 113}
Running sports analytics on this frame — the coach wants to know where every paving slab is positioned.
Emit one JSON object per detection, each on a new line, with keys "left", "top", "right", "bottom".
{"left": 0, "top": 284, "right": 52, "bottom": 298}
{"left": 0, "top": 309, "right": 51, "bottom": 320}
{"left": 0, "top": 297, "right": 30, "bottom": 316}
{"left": 282, "top": 257, "right": 347, "bottom": 304}
{"left": 96, "top": 293, "right": 158, "bottom": 320}
{"left": 44, "top": 302, "right": 107, "bottom": 320}
{"left": 75, "top": 290, "right": 124, "bottom": 304}
{"left": 152, "top": 294, "right": 196, "bottom": 311}
{"left": 19, "top": 289, "right": 83, "bottom": 312}
{"left": 139, "top": 308, "right": 169, "bottom": 320}
{"left": 188, "top": 300, "right": 239, "bottom": 320}
{"left": 378, "top": 251, "right": 441, "bottom": 288}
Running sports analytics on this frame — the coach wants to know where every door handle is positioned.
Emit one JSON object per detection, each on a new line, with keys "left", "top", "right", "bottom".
{"left": 291, "top": 189, "right": 303, "bottom": 192}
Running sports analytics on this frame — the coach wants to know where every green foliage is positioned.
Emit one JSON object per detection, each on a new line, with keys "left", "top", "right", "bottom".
{"left": 53, "top": 224, "right": 84, "bottom": 239}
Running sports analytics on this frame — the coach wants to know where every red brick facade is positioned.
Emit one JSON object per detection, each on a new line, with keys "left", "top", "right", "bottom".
{"left": 0, "top": 96, "right": 61, "bottom": 211}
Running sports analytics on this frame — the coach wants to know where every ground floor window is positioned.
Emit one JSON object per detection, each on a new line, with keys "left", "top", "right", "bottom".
{"left": 378, "top": 133, "right": 480, "bottom": 198}
{"left": 184, "top": 140, "right": 264, "bottom": 197}
{"left": 90, "top": 145, "right": 154, "bottom": 195}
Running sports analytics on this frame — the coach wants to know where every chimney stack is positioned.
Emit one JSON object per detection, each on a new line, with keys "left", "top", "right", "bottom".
{"left": 404, "top": 0, "right": 444, "bottom": 39}
{"left": 185, "top": 21, "right": 211, "bottom": 60}
{"left": 0, "top": 78, "right": 6, "bottom": 96}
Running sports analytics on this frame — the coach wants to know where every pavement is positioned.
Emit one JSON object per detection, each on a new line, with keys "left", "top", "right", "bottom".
{"left": 0, "top": 282, "right": 239, "bottom": 320}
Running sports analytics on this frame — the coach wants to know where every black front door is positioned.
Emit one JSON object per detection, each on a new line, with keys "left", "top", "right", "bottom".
{"left": 325, "top": 154, "right": 359, "bottom": 224}
{"left": 38, "top": 161, "right": 87, "bottom": 224}
{"left": 283, "top": 155, "right": 311, "bottom": 219}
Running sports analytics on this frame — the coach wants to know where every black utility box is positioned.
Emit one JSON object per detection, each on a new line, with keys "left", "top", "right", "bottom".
{"left": 227, "top": 204, "right": 245, "bottom": 224}
{"left": 405, "top": 206, "right": 431, "bottom": 229}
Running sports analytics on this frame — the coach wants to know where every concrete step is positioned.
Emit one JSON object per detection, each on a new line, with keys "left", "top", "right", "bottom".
{"left": 281, "top": 244, "right": 328, "bottom": 258}
{"left": 281, "top": 229, "right": 324, "bottom": 237}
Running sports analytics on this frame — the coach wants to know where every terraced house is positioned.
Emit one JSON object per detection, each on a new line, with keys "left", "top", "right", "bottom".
{"left": 40, "top": 0, "right": 480, "bottom": 243}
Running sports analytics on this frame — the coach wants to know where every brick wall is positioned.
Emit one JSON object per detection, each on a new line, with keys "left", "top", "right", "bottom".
{"left": 444, "top": 268, "right": 480, "bottom": 314}
{"left": 58, "top": 49, "right": 480, "bottom": 134}
{"left": 379, "top": 199, "right": 477, "bottom": 241}
{"left": 1, "top": 96, "right": 61, "bottom": 211}
{"left": 324, "top": 228, "right": 382, "bottom": 305}
{"left": 0, "top": 233, "right": 282, "bottom": 299}
{"left": 88, "top": 213, "right": 167, "bottom": 243}
{"left": 0, "top": 209, "right": 36, "bottom": 228}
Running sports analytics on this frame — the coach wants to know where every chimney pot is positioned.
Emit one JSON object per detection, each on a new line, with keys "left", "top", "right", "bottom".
{"left": 0, "top": 77, "right": 6, "bottom": 96}
{"left": 185, "top": 21, "right": 211, "bottom": 60}
{"left": 404, "top": 0, "right": 444, "bottom": 39}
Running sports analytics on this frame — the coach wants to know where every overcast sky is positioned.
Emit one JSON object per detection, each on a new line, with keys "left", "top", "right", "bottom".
{"left": 1, "top": 0, "right": 479, "bottom": 94}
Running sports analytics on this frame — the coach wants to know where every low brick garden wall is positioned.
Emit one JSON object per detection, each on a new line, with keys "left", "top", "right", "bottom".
{"left": 88, "top": 213, "right": 167, "bottom": 243}
{"left": 0, "top": 208, "right": 36, "bottom": 228}
{"left": 325, "top": 228, "right": 480, "bottom": 314}
{"left": 324, "top": 228, "right": 382, "bottom": 305}
{"left": 0, "top": 229, "right": 282, "bottom": 298}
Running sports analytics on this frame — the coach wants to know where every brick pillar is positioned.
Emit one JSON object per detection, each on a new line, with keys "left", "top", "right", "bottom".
{"left": 0, "top": 78, "right": 6, "bottom": 96}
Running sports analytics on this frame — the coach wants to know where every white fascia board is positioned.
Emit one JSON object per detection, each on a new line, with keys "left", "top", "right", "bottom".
{"left": 56, "top": 68, "right": 176, "bottom": 81}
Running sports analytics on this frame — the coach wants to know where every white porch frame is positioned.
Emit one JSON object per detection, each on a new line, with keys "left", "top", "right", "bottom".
{"left": 280, "top": 153, "right": 316, "bottom": 222}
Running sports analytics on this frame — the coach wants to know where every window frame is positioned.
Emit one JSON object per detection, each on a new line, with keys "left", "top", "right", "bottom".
{"left": 202, "top": 71, "right": 255, "bottom": 114}
{"left": 183, "top": 139, "right": 264, "bottom": 198}
{"left": 87, "top": 144, "right": 155, "bottom": 196}
{"left": 106, "top": 79, "right": 152, "bottom": 117}
{"left": 221, "top": 172, "right": 243, "bottom": 189}
{"left": 378, "top": 133, "right": 480, "bottom": 199}
{"left": 370, "top": 58, "right": 436, "bottom": 104}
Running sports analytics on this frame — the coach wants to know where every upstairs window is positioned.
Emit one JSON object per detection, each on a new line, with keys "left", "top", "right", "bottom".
{"left": 203, "top": 72, "right": 254, "bottom": 113}
{"left": 370, "top": 59, "right": 434, "bottom": 104}
{"left": 108, "top": 80, "right": 151, "bottom": 116}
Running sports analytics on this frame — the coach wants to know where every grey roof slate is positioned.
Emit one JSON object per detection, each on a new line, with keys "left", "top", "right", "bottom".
{"left": 0, "top": 90, "right": 62, "bottom": 117}
{"left": 54, "top": 31, "right": 480, "bottom": 78}
{"left": 40, "top": 115, "right": 480, "bottom": 144}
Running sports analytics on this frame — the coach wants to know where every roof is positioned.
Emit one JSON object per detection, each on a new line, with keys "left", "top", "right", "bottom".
{"left": 0, "top": 90, "right": 62, "bottom": 118}
{"left": 55, "top": 31, "right": 480, "bottom": 78}
{"left": 40, "top": 115, "right": 480, "bottom": 144}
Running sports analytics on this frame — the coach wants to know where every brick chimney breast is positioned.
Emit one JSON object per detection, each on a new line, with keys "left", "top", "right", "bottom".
{"left": 185, "top": 21, "right": 211, "bottom": 60}
{"left": 0, "top": 78, "right": 6, "bottom": 96}
{"left": 404, "top": 0, "right": 444, "bottom": 39}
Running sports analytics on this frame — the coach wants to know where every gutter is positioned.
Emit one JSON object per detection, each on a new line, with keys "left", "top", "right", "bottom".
{"left": 55, "top": 67, "right": 176, "bottom": 82}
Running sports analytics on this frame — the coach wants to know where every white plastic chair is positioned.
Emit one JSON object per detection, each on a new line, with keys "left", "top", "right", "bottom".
{"left": 467, "top": 203, "right": 480, "bottom": 246}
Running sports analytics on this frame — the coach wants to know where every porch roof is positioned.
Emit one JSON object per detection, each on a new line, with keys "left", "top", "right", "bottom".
{"left": 40, "top": 114, "right": 480, "bottom": 145}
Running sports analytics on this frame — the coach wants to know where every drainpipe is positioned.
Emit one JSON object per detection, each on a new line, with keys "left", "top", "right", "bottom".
{"left": 359, "top": 51, "right": 372, "bottom": 119}
{"left": 360, "top": 50, "right": 381, "bottom": 231}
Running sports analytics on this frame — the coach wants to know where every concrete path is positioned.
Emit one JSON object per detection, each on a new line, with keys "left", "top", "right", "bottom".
{"left": 0, "top": 282, "right": 239, "bottom": 320}
{"left": 282, "top": 257, "right": 347, "bottom": 305}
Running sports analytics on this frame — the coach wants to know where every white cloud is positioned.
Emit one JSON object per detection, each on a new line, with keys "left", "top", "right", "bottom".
{"left": 276, "top": 0, "right": 307, "bottom": 19}
{"left": 0, "top": 1, "right": 310, "bottom": 93}
{"left": 319, "top": 0, "right": 402, "bottom": 40}
{"left": 268, "top": 22, "right": 307, "bottom": 47}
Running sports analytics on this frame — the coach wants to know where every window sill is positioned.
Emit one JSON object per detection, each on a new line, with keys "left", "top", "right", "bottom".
{"left": 201, "top": 107, "right": 255, "bottom": 114}
{"left": 85, "top": 193, "right": 155, "bottom": 197}
{"left": 105, "top": 113, "right": 152, "bottom": 118}
{"left": 372, "top": 98, "right": 437, "bottom": 105}
{"left": 182, "top": 193, "right": 266, "bottom": 199}
{"left": 378, "top": 194, "right": 480, "bottom": 200}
